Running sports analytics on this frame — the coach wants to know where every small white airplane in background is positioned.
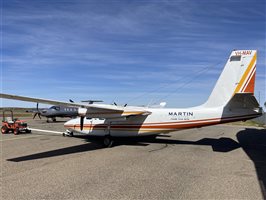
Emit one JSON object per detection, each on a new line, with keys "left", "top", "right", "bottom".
{"left": 0, "top": 50, "right": 262, "bottom": 147}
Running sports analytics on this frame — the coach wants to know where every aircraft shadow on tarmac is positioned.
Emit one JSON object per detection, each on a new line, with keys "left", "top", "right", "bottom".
{"left": 7, "top": 142, "right": 103, "bottom": 162}
{"left": 236, "top": 128, "right": 266, "bottom": 199}
{"left": 122, "top": 136, "right": 241, "bottom": 152}
{"left": 7, "top": 133, "right": 243, "bottom": 162}
{"left": 7, "top": 134, "right": 239, "bottom": 163}
{"left": 6, "top": 136, "right": 149, "bottom": 162}
{"left": 7, "top": 127, "right": 266, "bottom": 198}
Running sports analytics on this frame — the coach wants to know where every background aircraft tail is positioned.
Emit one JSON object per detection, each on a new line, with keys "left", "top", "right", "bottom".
{"left": 203, "top": 50, "right": 257, "bottom": 108}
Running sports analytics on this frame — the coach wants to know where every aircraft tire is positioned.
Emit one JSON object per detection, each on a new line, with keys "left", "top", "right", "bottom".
{"left": 62, "top": 131, "right": 73, "bottom": 137}
{"left": 103, "top": 136, "right": 114, "bottom": 148}
{"left": 67, "top": 132, "right": 74, "bottom": 137}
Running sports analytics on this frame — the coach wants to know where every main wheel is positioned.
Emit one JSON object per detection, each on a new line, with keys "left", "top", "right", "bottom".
{"left": 1, "top": 126, "right": 8, "bottom": 134}
{"left": 14, "top": 128, "right": 19, "bottom": 135}
{"left": 103, "top": 136, "right": 114, "bottom": 148}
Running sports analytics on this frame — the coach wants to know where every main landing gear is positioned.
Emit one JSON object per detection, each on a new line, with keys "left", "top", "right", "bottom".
{"left": 62, "top": 130, "right": 114, "bottom": 148}
{"left": 46, "top": 117, "right": 56, "bottom": 123}
{"left": 103, "top": 135, "right": 114, "bottom": 148}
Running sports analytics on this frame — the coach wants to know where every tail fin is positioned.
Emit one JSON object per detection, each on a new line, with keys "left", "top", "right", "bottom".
{"left": 204, "top": 50, "right": 257, "bottom": 107}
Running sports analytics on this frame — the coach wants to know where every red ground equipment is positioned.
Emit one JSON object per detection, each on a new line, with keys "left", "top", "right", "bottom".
{"left": 1, "top": 110, "right": 31, "bottom": 135}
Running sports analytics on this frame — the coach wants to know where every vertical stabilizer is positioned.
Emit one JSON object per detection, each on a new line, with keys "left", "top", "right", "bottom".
{"left": 204, "top": 50, "right": 257, "bottom": 108}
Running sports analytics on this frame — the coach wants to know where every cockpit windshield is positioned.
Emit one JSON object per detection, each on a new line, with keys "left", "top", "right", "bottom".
{"left": 50, "top": 106, "right": 60, "bottom": 111}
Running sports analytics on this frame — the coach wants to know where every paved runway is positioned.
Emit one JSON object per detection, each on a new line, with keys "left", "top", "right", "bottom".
{"left": 1, "top": 118, "right": 265, "bottom": 199}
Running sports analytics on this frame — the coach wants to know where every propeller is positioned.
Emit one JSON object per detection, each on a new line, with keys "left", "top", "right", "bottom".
{"left": 78, "top": 107, "right": 87, "bottom": 131}
{"left": 80, "top": 116, "right": 84, "bottom": 131}
{"left": 33, "top": 103, "right": 42, "bottom": 119}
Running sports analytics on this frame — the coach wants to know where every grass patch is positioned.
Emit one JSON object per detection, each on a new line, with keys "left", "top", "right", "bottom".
{"left": 0, "top": 107, "right": 34, "bottom": 118}
{"left": 228, "top": 120, "right": 264, "bottom": 127}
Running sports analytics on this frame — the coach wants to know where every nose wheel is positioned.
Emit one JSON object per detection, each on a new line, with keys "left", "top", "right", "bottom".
{"left": 63, "top": 130, "right": 73, "bottom": 137}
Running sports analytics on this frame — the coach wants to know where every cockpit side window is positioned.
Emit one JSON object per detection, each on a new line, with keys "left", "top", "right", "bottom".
{"left": 230, "top": 55, "right": 241, "bottom": 61}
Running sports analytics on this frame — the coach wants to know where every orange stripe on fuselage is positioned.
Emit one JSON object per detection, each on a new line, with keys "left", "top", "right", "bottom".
{"left": 84, "top": 111, "right": 145, "bottom": 115}
{"left": 64, "top": 114, "right": 260, "bottom": 131}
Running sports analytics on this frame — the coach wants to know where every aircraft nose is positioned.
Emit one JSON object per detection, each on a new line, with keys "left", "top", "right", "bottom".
{"left": 41, "top": 109, "right": 47, "bottom": 113}
{"left": 64, "top": 118, "right": 78, "bottom": 127}
{"left": 64, "top": 119, "right": 71, "bottom": 127}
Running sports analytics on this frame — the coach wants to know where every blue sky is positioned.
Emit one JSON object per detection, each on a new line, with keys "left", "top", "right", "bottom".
{"left": 1, "top": 0, "right": 265, "bottom": 108}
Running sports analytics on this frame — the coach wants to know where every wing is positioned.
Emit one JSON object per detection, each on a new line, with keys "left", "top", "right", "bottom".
{"left": 0, "top": 93, "right": 151, "bottom": 118}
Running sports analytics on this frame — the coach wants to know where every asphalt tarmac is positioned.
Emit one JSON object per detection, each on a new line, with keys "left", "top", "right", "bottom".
{"left": 1, "top": 118, "right": 265, "bottom": 199}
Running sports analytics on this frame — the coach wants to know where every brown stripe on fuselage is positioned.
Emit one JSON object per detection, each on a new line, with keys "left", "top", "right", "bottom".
{"left": 64, "top": 114, "right": 260, "bottom": 131}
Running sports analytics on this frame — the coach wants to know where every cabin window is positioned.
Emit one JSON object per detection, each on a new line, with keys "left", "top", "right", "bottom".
{"left": 230, "top": 55, "right": 241, "bottom": 61}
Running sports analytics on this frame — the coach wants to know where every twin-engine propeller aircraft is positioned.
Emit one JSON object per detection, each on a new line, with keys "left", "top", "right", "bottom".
{"left": 0, "top": 50, "right": 262, "bottom": 147}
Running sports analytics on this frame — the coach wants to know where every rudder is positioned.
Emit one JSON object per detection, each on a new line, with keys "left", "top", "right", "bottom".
{"left": 204, "top": 50, "right": 257, "bottom": 108}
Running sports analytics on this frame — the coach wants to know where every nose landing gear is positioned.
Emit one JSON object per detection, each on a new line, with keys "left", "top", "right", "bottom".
{"left": 62, "top": 130, "right": 73, "bottom": 137}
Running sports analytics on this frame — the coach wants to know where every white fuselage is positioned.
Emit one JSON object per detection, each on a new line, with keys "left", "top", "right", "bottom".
{"left": 64, "top": 105, "right": 260, "bottom": 137}
{"left": 0, "top": 50, "right": 262, "bottom": 138}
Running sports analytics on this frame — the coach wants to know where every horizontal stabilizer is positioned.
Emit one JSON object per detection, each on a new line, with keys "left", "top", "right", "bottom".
{"left": 225, "top": 93, "right": 260, "bottom": 109}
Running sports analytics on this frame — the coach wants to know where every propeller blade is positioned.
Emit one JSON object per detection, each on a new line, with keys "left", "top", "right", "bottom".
{"left": 78, "top": 107, "right": 87, "bottom": 131}
{"left": 33, "top": 113, "right": 38, "bottom": 119}
{"left": 80, "top": 116, "right": 84, "bottom": 131}
{"left": 33, "top": 103, "right": 42, "bottom": 120}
